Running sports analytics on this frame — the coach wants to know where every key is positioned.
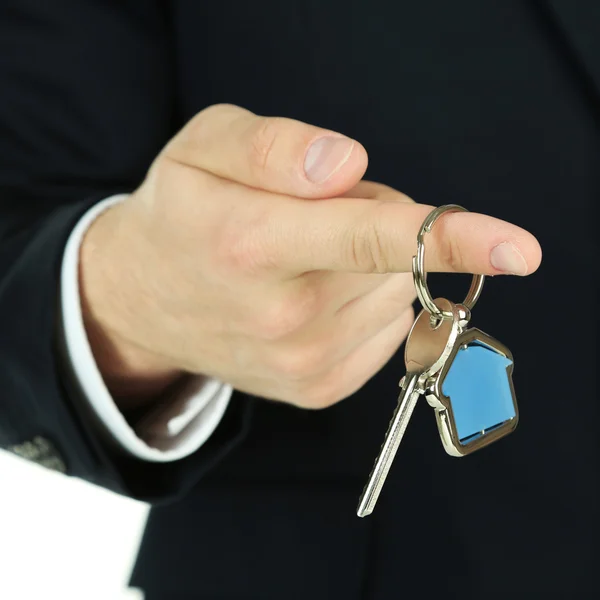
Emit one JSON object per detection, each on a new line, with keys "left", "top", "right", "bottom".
{"left": 356, "top": 371, "right": 421, "bottom": 517}
{"left": 356, "top": 298, "right": 460, "bottom": 517}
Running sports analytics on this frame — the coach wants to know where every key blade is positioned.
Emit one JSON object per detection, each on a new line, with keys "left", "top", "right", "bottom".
{"left": 356, "top": 372, "right": 421, "bottom": 517}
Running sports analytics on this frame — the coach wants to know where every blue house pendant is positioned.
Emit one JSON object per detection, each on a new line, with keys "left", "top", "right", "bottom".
{"left": 425, "top": 322, "right": 519, "bottom": 457}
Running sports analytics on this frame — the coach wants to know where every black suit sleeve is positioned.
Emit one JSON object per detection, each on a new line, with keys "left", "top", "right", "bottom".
{"left": 0, "top": 0, "right": 254, "bottom": 503}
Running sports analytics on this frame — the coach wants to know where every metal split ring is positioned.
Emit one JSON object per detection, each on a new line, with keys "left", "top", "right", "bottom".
{"left": 412, "top": 204, "right": 485, "bottom": 322}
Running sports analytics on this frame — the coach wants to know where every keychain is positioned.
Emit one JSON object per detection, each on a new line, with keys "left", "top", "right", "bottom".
{"left": 357, "top": 204, "right": 518, "bottom": 518}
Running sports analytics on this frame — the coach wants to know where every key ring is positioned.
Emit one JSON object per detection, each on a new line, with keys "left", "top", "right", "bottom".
{"left": 412, "top": 204, "right": 485, "bottom": 323}
{"left": 359, "top": 206, "right": 518, "bottom": 517}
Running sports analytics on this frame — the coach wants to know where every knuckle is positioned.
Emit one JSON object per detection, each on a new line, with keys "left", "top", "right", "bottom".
{"left": 215, "top": 208, "right": 284, "bottom": 275}
{"left": 185, "top": 107, "right": 216, "bottom": 141}
{"left": 217, "top": 225, "right": 267, "bottom": 275}
{"left": 193, "top": 103, "right": 239, "bottom": 128}
{"left": 260, "top": 307, "right": 300, "bottom": 341}
{"left": 443, "top": 235, "right": 467, "bottom": 272}
{"left": 248, "top": 117, "right": 282, "bottom": 175}
{"left": 351, "top": 214, "right": 390, "bottom": 274}
{"left": 180, "top": 104, "right": 246, "bottom": 152}
{"left": 257, "top": 290, "right": 318, "bottom": 341}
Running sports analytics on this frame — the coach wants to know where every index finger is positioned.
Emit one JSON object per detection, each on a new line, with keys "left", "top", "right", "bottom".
{"left": 262, "top": 199, "right": 542, "bottom": 276}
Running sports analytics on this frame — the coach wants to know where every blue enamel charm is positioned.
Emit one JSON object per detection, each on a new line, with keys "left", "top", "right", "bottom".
{"left": 429, "top": 327, "right": 519, "bottom": 457}
{"left": 441, "top": 341, "right": 516, "bottom": 445}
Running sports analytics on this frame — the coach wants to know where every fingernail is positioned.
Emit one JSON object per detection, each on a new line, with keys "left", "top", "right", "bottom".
{"left": 304, "top": 136, "right": 355, "bottom": 183}
{"left": 490, "top": 242, "right": 528, "bottom": 275}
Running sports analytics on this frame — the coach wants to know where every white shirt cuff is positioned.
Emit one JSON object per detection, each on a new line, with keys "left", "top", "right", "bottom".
{"left": 60, "top": 194, "right": 233, "bottom": 462}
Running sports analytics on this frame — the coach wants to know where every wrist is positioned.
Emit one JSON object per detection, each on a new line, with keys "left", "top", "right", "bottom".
{"left": 79, "top": 201, "right": 185, "bottom": 410}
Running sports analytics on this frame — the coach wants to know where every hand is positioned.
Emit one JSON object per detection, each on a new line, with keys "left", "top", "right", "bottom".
{"left": 80, "top": 104, "right": 542, "bottom": 410}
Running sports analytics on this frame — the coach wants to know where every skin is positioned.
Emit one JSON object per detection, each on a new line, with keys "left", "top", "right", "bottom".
{"left": 79, "top": 104, "right": 542, "bottom": 411}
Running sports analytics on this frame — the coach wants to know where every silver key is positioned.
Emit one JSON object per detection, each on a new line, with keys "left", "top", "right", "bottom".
{"left": 356, "top": 298, "right": 460, "bottom": 517}
{"left": 356, "top": 371, "right": 421, "bottom": 517}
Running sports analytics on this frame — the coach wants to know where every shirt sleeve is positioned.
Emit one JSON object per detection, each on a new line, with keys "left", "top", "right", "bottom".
{"left": 60, "top": 195, "right": 233, "bottom": 463}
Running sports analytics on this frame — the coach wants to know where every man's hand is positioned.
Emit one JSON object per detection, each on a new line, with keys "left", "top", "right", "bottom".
{"left": 80, "top": 104, "right": 542, "bottom": 410}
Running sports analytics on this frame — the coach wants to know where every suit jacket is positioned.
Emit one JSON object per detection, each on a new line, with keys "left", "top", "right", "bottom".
{"left": 0, "top": 1, "right": 598, "bottom": 598}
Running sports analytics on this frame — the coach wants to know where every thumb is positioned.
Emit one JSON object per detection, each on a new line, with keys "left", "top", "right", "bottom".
{"left": 164, "top": 103, "right": 368, "bottom": 198}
